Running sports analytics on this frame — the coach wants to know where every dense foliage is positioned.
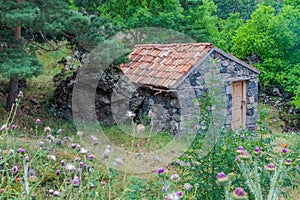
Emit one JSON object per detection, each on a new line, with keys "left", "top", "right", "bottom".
{"left": 1, "top": 0, "right": 299, "bottom": 107}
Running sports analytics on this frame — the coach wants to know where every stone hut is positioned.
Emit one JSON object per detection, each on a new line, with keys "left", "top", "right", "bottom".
{"left": 120, "top": 43, "right": 260, "bottom": 134}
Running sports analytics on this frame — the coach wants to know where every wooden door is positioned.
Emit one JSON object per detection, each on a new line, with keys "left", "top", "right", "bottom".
{"left": 232, "top": 81, "right": 246, "bottom": 130}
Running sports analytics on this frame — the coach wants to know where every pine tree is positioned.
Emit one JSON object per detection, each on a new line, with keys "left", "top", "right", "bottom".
{"left": 0, "top": 0, "right": 104, "bottom": 109}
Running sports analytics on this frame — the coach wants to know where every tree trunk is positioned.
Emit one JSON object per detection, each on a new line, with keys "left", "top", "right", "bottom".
{"left": 6, "top": 0, "right": 24, "bottom": 110}
{"left": 6, "top": 77, "right": 19, "bottom": 111}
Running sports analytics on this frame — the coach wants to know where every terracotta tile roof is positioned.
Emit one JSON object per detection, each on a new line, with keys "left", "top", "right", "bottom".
{"left": 120, "top": 43, "right": 213, "bottom": 89}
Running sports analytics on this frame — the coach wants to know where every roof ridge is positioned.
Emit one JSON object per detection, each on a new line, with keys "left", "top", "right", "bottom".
{"left": 135, "top": 43, "right": 213, "bottom": 48}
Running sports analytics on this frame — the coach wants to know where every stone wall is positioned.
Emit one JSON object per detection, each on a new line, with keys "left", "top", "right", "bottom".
{"left": 170, "top": 50, "right": 260, "bottom": 133}
{"left": 51, "top": 50, "right": 260, "bottom": 133}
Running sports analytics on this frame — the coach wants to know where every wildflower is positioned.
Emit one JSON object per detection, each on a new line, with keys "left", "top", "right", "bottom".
{"left": 79, "top": 148, "right": 88, "bottom": 155}
{"left": 53, "top": 191, "right": 60, "bottom": 197}
{"left": 114, "top": 158, "right": 123, "bottom": 166}
{"left": 0, "top": 124, "right": 7, "bottom": 131}
{"left": 13, "top": 166, "right": 18, "bottom": 173}
{"left": 170, "top": 174, "right": 181, "bottom": 181}
{"left": 55, "top": 170, "right": 60, "bottom": 175}
{"left": 79, "top": 162, "right": 84, "bottom": 167}
{"left": 57, "top": 129, "right": 62, "bottom": 134}
{"left": 39, "top": 141, "right": 44, "bottom": 146}
{"left": 183, "top": 183, "right": 192, "bottom": 191}
{"left": 73, "top": 176, "right": 80, "bottom": 187}
{"left": 18, "top": 91, "right": 23, "bottom": 98}
{"left": 232, "top": 187, "right": 248, "bottom": 200}
{"left": 88, "top": 154, "right": 95, "bottom": 160}
{"left": 236, "top": 156, "right": 240, "bottom": 161}
{"left": 103, "top": 145, "right": 112, "bottom": 158}
{"left": 18, "top": 148, "right": 26, "bottom": 153}
{"left": 265, "top": 163, "right": 276, "bottom": 172}
{"left": 75, "top": 157, "right": 80, "bottom": 162}
{"left": 48, "top": 155, "right": 56, "bottom": 161}
{"left": 71, "top": 143, "right": 77, "bottom": 148}
{"left": 165, "top": 192, "right": 181, "bottom": 200}
{"left": 136, "top": 124, "right": 145, "bottom": 133}
{"left": 91, "top": 135, "right": 98, "bottom": 145}
{"left": 236, "top": 146, "right": 244, "bottom": 153}
{"left": 285, "top": 158, "right": 291, "bottom": 166}
{"left": 65, "top": 163, "right": 76, "bottom": 171}
{"left": 282, "top": 148, "right": 288, "bottom": 153}
{"left": 157, "top": 167, "right": 165, "bottom": 174}
{"left": 11, "top": 124, "right": 16, "bottom": 130}
{"left": 61, "top": 160, "right": 65, "bottom": 166}
{"left": 44, "top": 127, "right": 52, "bottom": 132}
{"left": 253, "top": 147, "right": 261, "bottom": 155}
{"left": 148, "top": 110, "right": 154, "bottom": 118}
{"left": 216, "top": 172, "right": 229, "bottom": 184}
{"left": 162, "top": 187, "right": 166, "bottom": 192}
{"left": 239, "top": 150, "right": 251, "bottom": 160}
{"left": 66, "top": 177, "right": 71, "bottom": 184}
{"left": 35, "top": 119, "right": 41, "bottom": 124}
{"left": 126, "top": 110, "right": 136, "bottom": 117}
{"left": 9, "top": 149, "right": 14, "bottom": 155}
{"left": 24, "top": 156, "right": 30, "bottom": 162}
{"left": 77, "top": 131, "right": 84, "bottom": 136}
{"left": 46, "top": 134, "right": 55, "bottom": 142}
{"left": 48, "top": 189, "right": 54, "bottom": 194}
{"left": 176, "top": 191, "right": 183, "bottom": 197}
{"left": 76, "top": 144, "right": 81, "bottom": 150}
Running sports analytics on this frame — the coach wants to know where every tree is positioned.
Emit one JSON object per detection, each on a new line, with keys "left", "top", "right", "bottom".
{"left": 232, "top": 2, "right": 300, "bottom": 107}
{"left": 0, "top": 0, "right": 114, "bottom": 110}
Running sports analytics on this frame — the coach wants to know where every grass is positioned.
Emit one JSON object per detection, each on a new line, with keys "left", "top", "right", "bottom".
{"left": 0, "top": 43, "right": 298, "bottom": 199}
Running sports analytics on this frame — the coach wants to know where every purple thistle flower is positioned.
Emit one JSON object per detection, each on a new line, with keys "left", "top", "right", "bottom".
{"left": 91, "top": 136, "right": 98, "bottom": 145}
{"left": 73, "top": 176, "right": 80, "bottom": 187}
{"left": 48, "top": 189, "right": 54, "bottom": 194}
{"left": 162, "top": 187, "right": 166, "bottom": 192}
{"left": 18, "top": 148, "right": 26, "bottom": 153}
{"left": 217, "top": 172, "right": 227, "bottom": 179}
{"left": 39, "top": 141, "right": 44, "bottom": 146}
{"left": 236, "top": 156, "right": 240, "bottom": 161}
{"left": 24, "top": 156, "right": 30, "bottom": 162}
{"left": 176, "top": 191, "right": 183, "bottom": 197}
{"left": 265, "top": 163, "right": 276, "bottom": 172}
{"left": 148, "top": 110, "right": 154, "bottom": 118}
{"left": 71, "top": 143, "right": 77, "bottom": 148}
{"left": 11, "top": 124, "right": 16, "bottom": 130}
{"left": 79, "top": 162, "right": 84, "bottom": 167}
{"left": 35, "top": 119, "right": 41, "bottom": 124}
{"left": 53, "top": 191, "right": 60, "bottom": 197}
{"left": 57, "top": 129, "right": 62, "bottom": 134}
{"left": 268, "top": 163, "right": 275, "bottom": 168}
{"left": 88, "top": 155, "right": 95, "bottom": 160}
{"left": 55, "top": 170, "right": 60, "bottom": 175}
{"left": 76, "top": 144, "right": 81, "bottom": 150}
{"left": 282, "top": 148, "right": 288, "bottom": 153}
{"left": 234, "top": 187, "right": 246, "bottom": 196}
{"left": 75, "top": 157, "right": 80, "bottom": 162}
{"left": 18, "top": 91, "right": 23, "bottom": 98}
{"left": 66, "top": 177, "right": 71, "bottom": 184}
{"left": 217, "top": 172, "right": 229, "bottom": 184}
{"left": 254, "top": 147, "right": 260, "bottom": 152}
{"left": 285, "top": 158, "right": 291, "bottom": 165}
{"left": 238, "top": 146, "right": 244, "bottom": 150}
{"left": 61, "top": 160, "right": 65, "bottom": 166}
{"left": 157, "top": 167, "right": 165, "bottom": 174}
{"left": 13, "top": 166, "right": 18, "bottom": 173}
{"left": 240, "top": 150, "right": 251, "bottom": 160}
